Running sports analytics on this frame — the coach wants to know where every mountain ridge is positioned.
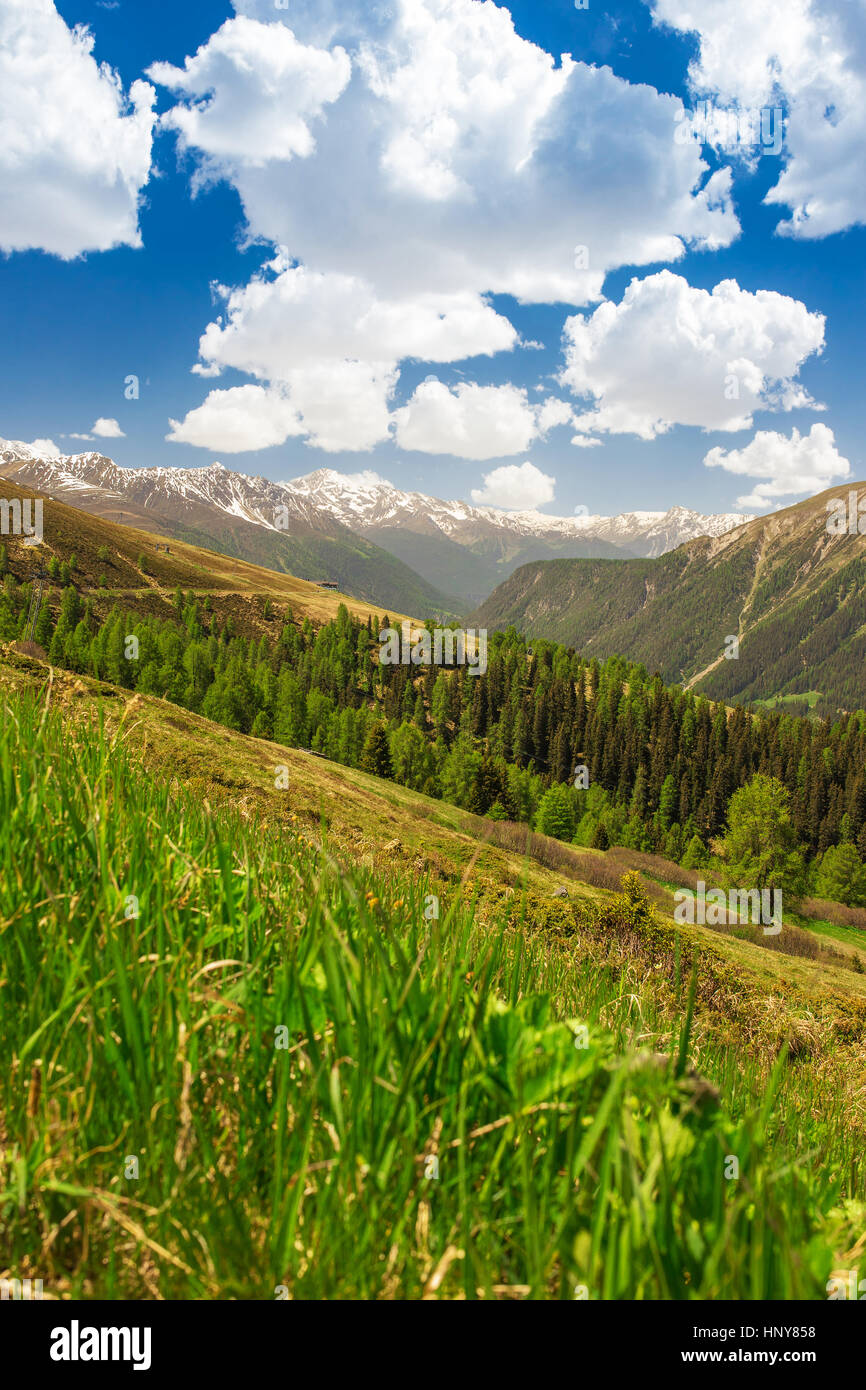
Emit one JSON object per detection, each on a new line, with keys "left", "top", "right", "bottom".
{"left": 469, "top": 482, "right": 866, "bottom": 716}
{"left": 0, "top": 439, "right": 749, "bottom": 609}
{"left": 286, "top": 466, "right": 748, "bottom": 555}
{"left": 0, "top": 441, "right": 463, "bottom": 617}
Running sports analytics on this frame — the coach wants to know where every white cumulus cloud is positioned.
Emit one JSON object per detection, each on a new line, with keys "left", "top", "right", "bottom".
{"left": 166, "top": 364, "right": 398, "bottom": 455}
{"left": 187, "top": 0, "right": 735, "bottom": 304}
{"left": 147, "top": 17, "right": 350, "bottom": 172}
{"left": 650, "top": 0, "right": 866, "bottom": 239}
{"left": 90, "top": 417, "right": 125, "bottom": 438}
{"left": 70, "top": 417, "right": 126, "bottom": 442}
{"left": 0, "top": 0, "right": 155, "bottom": 259}
{"left": 278, "top": 360, "right": 398, "bottom": 453}
{"left": 28, "top": 438, "right": 61, "bottom": 457}
{"left": 154, "top": 0, "right": 741, "bottom": 455}
{"left": 166, "top": 385, "right": 304, "bottom": 453}
{"left": 192, "top": 258, "right": 517, "bottom": 377}
{"left": 562, "top": 270, "right": 825, "bottom": 440}
{"left": 471, "top": 461, "right": 556, "bottom": 511}
{"left": 703, "top": 422, "right": 850, "bottom": 508}
{"left": 394, "top": 381, "right": 540, "bottom": 460}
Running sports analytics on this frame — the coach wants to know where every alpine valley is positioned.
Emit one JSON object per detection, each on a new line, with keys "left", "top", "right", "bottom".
{"left": 470, "top": 482, "right": 866, "bottom": 717}
{"left": 0, "top": 439, "right": 746, "bottom": 610}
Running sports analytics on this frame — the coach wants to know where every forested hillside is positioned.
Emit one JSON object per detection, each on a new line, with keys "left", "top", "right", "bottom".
{"left": 471, "top": 484, "right": 866, "bottom": 716}
{"left": 9, "top": 566, "right": 866, "bottom": 895}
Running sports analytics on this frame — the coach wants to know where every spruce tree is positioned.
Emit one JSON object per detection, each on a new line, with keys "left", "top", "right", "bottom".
{"left": 361, "top": 723, "right": 393, "bottom": 780}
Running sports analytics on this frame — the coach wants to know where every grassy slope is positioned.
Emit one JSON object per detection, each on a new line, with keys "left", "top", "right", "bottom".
{"left": 1, "top": 474, "right": 463, "bottom": 618}
{"left": 160, "top": 516, "right": 465, "bottom": 619}
{"left": 1, "top": 652, "right": 864, "bottom": 1298}
{"left": 1, "top": 477, "right": 416, "bottom": 634}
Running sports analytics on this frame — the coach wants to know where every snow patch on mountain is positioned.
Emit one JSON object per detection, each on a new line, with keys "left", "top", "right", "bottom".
{"left": 0, "top": 440, "right": 749, "bottom": 556}
{"left": 285, "top": 468, "right": 748, "bottom": 553}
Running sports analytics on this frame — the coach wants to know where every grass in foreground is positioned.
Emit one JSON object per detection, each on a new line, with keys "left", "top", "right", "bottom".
{"left": 0, "top": 688, "right": 862, "bottom": 1299}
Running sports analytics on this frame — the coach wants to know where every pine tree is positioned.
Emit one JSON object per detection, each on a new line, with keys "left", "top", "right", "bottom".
{"left": 361, "top": 722, "right": 393, "bottom": 779}
{"left": 591, "top": 820, "right": 610, "bottom": 851}
{"left": 549, "top": 722, "right": 572, "bottom": 785}
{"left": 468, "top": 757, "right": 502, "bottom": 816}
{"left": 630, "top": 765, "right": 649, "bottom": 820}
{"left": 34, "top": 599, "right": 53, "bottom": 647}
{"left": 659, "top": 773, "right": 678, "bottom": 829}
{"left": 814, "top": 842, "right": 866, "bottom": 906}
{"left": 681, "top": 834, "right": 707, "bottom": 871}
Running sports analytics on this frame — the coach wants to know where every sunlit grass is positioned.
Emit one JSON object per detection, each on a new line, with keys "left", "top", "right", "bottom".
{"left": 0, "top": 688, "right": 859, "bottom": 1299}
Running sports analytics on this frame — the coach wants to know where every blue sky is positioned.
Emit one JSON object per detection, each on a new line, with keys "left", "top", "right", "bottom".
{"left": 1, "top": 0, "right": 863, "bottom": 517}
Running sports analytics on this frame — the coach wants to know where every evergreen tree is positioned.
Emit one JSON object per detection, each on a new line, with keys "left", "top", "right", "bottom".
{"left": 659, "top": 773, "right": 678, "bottom": 829}
{"left": 814, "top": 842, "right": 866, "bottom": 906}
{"left": 361, "top": 722, "right": 393, "bottom": 780}
{"left": 33, "top": 599, "right": 53, "bottom": 647}
{"left": 722, "top": 775, "right": 803, "bottom": 896}
{"left": 535, "top": 784, "right": 576, "bottom": 841}
{"left": 681, "top": 834, "right": 707, "bottom": 871}
{"left": 591, "top": 820, "right": 610, "bottom": 851}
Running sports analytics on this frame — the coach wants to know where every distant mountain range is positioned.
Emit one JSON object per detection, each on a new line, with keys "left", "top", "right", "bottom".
{"left": 470, "top": 483, "right": 866, "bottom": 716}
{"left": 286, "top": 468, "right": 747, "bottom": 603}
{"left": 0, "top": 439, "right": 747, "bottom": 611}
{"left": 0, "top": 441, "right": 463, "bottom": 618}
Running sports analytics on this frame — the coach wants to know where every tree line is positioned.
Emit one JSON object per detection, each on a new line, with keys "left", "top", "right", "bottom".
{"left": 6, "top": 575, "right": 866, "bottom": 904}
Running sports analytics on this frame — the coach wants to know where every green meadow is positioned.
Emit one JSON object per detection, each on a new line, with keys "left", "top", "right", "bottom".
{"left": 1, "top": 684, "right": 863, "bottom": 1299}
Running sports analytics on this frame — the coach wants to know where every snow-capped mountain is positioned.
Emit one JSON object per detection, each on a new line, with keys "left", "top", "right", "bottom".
{"left": 0, "top": 444, "right": 748, "bottom": 554}
{"left": 0, "top": 438, "right": 467, "bottom": 615}
{"left": 0, "top": 440, "right": 749, "bottom": 607}
{"left": 285, "top": 468, "right": 748, "bottom": 557}
{"left": 0, "top": 441, "right": 329, "bottom": 533}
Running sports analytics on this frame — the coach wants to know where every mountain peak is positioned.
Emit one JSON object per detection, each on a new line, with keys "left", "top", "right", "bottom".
{"left": 284, "top": 467, "right": 748, "bottom": 555}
